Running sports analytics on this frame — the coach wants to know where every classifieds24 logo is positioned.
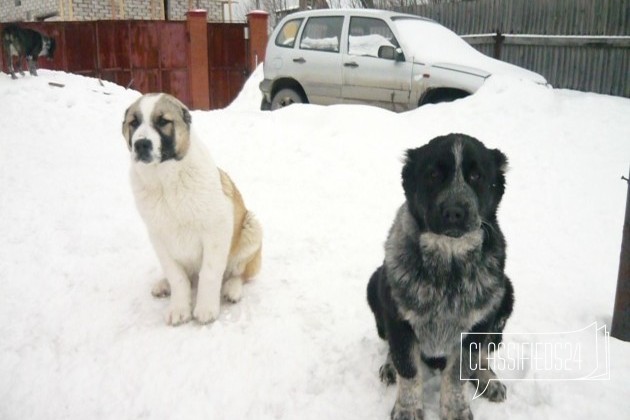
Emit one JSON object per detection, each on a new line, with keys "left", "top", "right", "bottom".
{"left": 461, "top": 322, "right": 610, "bottom": 399}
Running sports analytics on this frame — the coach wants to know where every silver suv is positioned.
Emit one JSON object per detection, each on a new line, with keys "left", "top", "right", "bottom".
{"left": 260, "top": 9, "right": 547, "bottom": 111}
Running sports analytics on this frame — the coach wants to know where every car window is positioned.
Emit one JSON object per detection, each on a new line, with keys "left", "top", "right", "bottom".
{"left": 348, "top": 17, "right": 399, "bottom": 58}
{"left": 299, "top": 16, "right": 344, "bottom": 53}
{"left": 275, "top": 18, "right": 303, "bottom": 48}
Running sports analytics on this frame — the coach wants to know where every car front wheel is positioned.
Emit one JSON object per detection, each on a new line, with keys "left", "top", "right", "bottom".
{"left": 271, "top": 88, "right": 303, "bottom": 110}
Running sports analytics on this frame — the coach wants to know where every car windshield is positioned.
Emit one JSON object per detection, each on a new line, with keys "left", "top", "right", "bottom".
{"left": 392, "top": 17, "right": 487, "bottom": 65}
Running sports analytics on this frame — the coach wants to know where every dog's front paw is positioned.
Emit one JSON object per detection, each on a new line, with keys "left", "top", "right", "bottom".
{"left": 391, "top": 405, "right": 424, "bottom": 420}
{"left": 165, "top": 302, "right": 191, "bottom": 326}
{"left": 222, "top": 277, "right": 243, "bottom": 303}
{"left": 440, "top": 408, "right": 472, "bottom": 420}
{"left": 379, "top": 362, "right": 397, "bottom": 385}
{"left": 193, "top": 303, "right": 220, "bottom": 324}
{"left": 481, "top": 380, "right": 506, "bottom": 402}
{"left": 151, "top": 279, "right": 171, "bottom": 298}
{"left": 441, "top": 390, "right": 473, "bottom": 420}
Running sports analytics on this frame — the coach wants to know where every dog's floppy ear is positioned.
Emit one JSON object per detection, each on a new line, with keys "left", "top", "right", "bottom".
{"left": 401, "top": 145, "right": 430, "bottom": 200}
{"left": 401, "top": 146, "right": 432, "bottom": 226}
{"left": 181, "top": 106, "right": 191, "bottom": 126}
{"left": 122, "top": 107, "right": 133, "bottom": 150}
{"left": 402, "top": 148, "right": 420, "bottom": 195}
{"left": 493, "top": 148, "right": 508, "bottom": 174}
{"left": 492, "top": 148, "right": 508, "bottom": 196}
{"left": 166, "top": 97, "right": 192, "bottom": 159}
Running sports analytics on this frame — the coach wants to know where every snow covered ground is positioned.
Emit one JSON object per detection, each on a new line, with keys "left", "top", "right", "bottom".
{"left": 1, "top": 68, "right": 629, "bottom": 420}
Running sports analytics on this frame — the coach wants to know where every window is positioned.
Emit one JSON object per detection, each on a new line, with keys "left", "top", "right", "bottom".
{"left": 348, "top": 17, "right": 399, "bottom": 58}
{"left": 15, "top": 0, "right": 22, "bottom": 6}
{"left": 300, "top": 16, "right": 344, "bottom": 53}
{"left": 275, "top": 18, "right": 303, "bottom": 48}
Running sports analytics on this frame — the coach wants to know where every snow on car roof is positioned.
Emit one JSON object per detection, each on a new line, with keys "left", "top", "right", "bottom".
{"left": 281, "top": 8, "right": 434, "bottom": 23}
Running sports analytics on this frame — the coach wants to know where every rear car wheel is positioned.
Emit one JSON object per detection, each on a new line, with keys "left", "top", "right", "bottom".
{"left": 271, "top": 88, "right": 303, "bottom": 110}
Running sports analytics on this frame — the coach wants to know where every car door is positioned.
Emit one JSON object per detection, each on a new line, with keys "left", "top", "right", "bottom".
{"left": 289, "top": 15, "right": 344, "bottom": 105}
{"left": 342, "top": 17, "right": 413, "bottom": 112}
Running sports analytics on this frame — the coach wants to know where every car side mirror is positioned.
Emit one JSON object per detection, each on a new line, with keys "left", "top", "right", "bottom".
{"left": 378, "top": 45, "right": 405, "bottom": 62}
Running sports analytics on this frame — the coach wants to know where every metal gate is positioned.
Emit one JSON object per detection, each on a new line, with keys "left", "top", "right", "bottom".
{"left": 207, "top": 23, "right": 248, "bottom": 109}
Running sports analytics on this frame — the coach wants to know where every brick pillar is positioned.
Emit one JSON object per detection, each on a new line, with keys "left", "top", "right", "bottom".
{"left": 187, "top": 10, "right": 210, "bottom": 110}
{"left": 247, "top": 11, "right": 269, "bottom": 72}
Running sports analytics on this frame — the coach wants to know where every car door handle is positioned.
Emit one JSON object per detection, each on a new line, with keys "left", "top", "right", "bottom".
{"left": 344, "top": 62, "right": 359, "bottom": 68}
{"left": 293, "top": 57, "right": 306, "bottom": 63}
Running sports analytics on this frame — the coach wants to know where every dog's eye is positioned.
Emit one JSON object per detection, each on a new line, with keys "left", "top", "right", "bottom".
{"left": 157, "top": 116, "right": 171, "bottom": 127}
{"left": 129, "top": 118, "right": 140, "bottom": 129}
{"left": 425, "top": 168, "right": 442, "bottom": 182}
{"left": 467, "top": 170, "right": 481, "bottom": 183}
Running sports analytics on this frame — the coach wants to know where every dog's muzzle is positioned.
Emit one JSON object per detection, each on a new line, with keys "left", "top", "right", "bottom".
{"left": 134, "top": 139, "right": 154, "bottom": 163}
{"left": 441, "top": 204, "right": 467, "bottom": 236}
{"left": 436, "top": 199, "right": 479, "bottom": 238}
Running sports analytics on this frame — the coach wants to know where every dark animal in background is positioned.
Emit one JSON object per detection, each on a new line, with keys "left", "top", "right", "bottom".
{"left": 367, "top": 133, "right": 514, "bottom": 420}
{"left": 2, "top": 25, "right": 56, "bottom": 79}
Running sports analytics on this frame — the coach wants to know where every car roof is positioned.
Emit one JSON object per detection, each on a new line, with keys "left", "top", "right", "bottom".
{"left": 281, "top": 8, "right": 435, "bottom": 23}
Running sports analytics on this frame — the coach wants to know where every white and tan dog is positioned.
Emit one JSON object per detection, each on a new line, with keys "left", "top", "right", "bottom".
{"left": 123, "top": 93, "right": 262, "bottom": 325}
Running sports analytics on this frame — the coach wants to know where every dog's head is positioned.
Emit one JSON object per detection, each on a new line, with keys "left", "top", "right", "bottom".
{"left": 122, "top": 93, "right": 192, "bottom": 165}
{"left": 402, "top": 134, "right": 507, "bottom": 238}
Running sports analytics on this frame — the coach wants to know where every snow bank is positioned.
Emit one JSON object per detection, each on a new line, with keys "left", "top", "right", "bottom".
{"left": 1, "top": 69, "right": 629, "bottom": 420}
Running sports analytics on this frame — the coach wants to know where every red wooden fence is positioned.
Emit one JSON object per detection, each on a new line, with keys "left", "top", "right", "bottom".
{"left": 0, "top": 11, "right": 268, "bottom": 110}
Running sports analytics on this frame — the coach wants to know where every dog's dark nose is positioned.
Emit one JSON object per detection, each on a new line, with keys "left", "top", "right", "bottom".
{"left": 442, "top": 205, "right": 466, "bottom": 225}
{"left": 134, "top": 139, "right": 152, "bottom": 153}
{"left": 134, "top": 139, "right": 153, "bottom": 162}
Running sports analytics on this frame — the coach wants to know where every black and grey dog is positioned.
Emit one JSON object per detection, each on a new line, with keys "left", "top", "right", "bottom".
{"left": 2, "top": 25, "right": 56, "bottom": 79}
{"left": 367, "top": 134, "right": 514, "bottom": 420}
